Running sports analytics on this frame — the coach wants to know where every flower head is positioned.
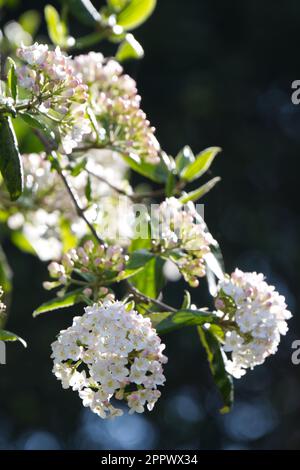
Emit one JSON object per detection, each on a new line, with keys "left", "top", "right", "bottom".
{"left": 152, "top": 197, "right": 216, "bottom": 286}
{"left": 47, "top": 241, "right": 128, "bottom": 294}
{"left": 51, "top": 299, "right": 167, "bottom": 418}
{"left": 215, "top": 269, "right": 292, "bottom": 378}
{"left": 16, "top": 43, "right": 90, "bottom": 153}
{"left": 72, "top": 52, "right": 160, "bottom": 164}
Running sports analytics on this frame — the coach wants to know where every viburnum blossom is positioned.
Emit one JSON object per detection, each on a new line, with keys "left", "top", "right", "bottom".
{"left": 72, "top": 52, "right": 137, "bottom": 98}
{"left": 51, "top": 300, "right": 167, "bottom": 418}
{"left": 46, "top": 241, "right": 128, "bottom": 295}
{"left": 72, "top": 52, "right": 160, "bottom": 164}
{"left": 152, "top": 197, "right": 216, "bottom": 287}
{"left": 16, "top": 43, "right": 90, "bottom": 154}
{"left": 215, "top": 269, "right": 292, "bottom": 378}
{"left": 1, "top": 151, "right": 133, "bottom": 260}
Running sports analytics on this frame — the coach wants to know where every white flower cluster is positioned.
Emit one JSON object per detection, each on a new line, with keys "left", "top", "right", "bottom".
{"left": 16, "top": 43, "right": 90, "bottom": 154}
{"left": 51, "top": 300, "right": 167, "bottom": 418}
{"left": 152, "top": 197, "right": 216, "bottom": 287}
{"left": 72, "top": 52, "right": 137, "bottom": 98}
{"left": 215, "top": 269, "right": 292, "bottom": 378}
{"left": 73, "top": 52, "right": 160, "bottom": 164}
{"left": 2, "top": 151, "right": 133, "bottom": 260}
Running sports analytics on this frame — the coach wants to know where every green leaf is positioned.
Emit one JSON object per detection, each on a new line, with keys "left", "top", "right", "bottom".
{"left": 33, "top": 289, "right": 84, "bottom": 317}
{"left": 181, "top": 147, "right": 221, "bottom": 182}
{"left": 180, "top": 290, "right": 191, "bottom": 310}
{"left": 117, "top": 0, "right": 156, "bottom": 31}
{"left": 45, "top": 5, "right": 68, "bottom": 47}
{"left": 108, "top": 0, "right": 129, "bottom": 12}
{"left": 175, "top": 145, "right": 195, "bottom": 174}
{"left": 116, "top": 33, "right": 144, "bottom": 61}
{"left": 85, "top": 174, "right": 92, "bottom": 201}
{"left": 0, "top": 245, "right": 12, "bottom": 294}
{"left": 7, "top": 57, "right": 18, "bottom": 101}
{"left": 165, "top": 170, "right": 176, "bottom": 197}
{"left": 198, "top": 326, "right": 233, "bottom": 413}
{"left": 148, "top": 311, "right": 172, "bottom": 327}
{"left": 59, "top": 217, "right": 77, "bottom": 252}
{"left": 19, "top": 10, "right": 41, "bottom": 36}
{"left": 179, "top": 177, "right": 221, "bottom": 203}
{"left": 122, "top": 153, "right": 168, "bottom": 183}
{"left": 0, "top": 117, "right": 24, "bottom": 201}
{"left": 11, "top": 231, "right": 36, "bottom": 255}
{"left": 62, "top": 0, "right": 101, "bottom": 26}
{"left": 0, "top": 329, "right": 27, "bottom": 347}
{"left": 156, "top": 309, "right": 214, "bottom": 334}
{"left": 131, "top": 257, "right": 164, "bottom": 299}
{"left": 20, "top": 112, "right": 55, "bottom": 141}
{"left": 121, "top": 249, "right": 155, "bottom": 279}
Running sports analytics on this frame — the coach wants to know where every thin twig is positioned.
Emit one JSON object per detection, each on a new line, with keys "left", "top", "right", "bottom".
{"left": 58, "top": 169, "right": 105, "bottom": 246}
{"left": 125, "top": 281, "right": 177, "bottom": 313}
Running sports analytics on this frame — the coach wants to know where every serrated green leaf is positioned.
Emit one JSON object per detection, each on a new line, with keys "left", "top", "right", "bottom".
{"left": 116, "top": 33, "right": 144, "bottom": 61}
{"left": 198, "top": 326, "right": 233, "bottom": 413}
{"left": 0, "top": 329, "right": 27, "bottom": 347}
{"left": 7, "top": 57, "right": 18, "bottom": 101}
{"left": 117, "top": 0, "right": 156, "bottom": 31}
{"left": 0, "top": 117, "right": 24, "bottom": 201}
{"left": 176, "top": 145, "right": 195, "bottom": 174}
{"left": 33, "top": 289, "right": 84, "bottom": 317}
{"left": 62, "top": 0, "right": 101, "bottom": 26}
{"left": 156, "top": 309, "right": 214, "bottom": 334}
{"left": 179, "top": 177, "right": 221, "bottom": 203}
{"left": 181, "top": 147, "right": 221, "bottom": 182}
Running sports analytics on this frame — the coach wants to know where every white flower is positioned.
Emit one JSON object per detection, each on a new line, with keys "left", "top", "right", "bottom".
{"left": 215, "top": 269, "right": 292, "bottom": 378}
{"left": 51, "top": 299, "right": 167, "bottom": 419}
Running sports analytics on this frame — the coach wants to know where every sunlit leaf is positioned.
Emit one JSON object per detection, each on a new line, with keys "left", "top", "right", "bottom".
{"left": 6, "top": 57, "right": 18, "bottom": 101}
{"left": 181, "top": 147, "right": 221, "bottom": 182}
{"left": 33, "top": 289, "right": 84, "bottom": 317}
{"left": 19, "top": 10, "right": 41, "bottom": 36}
{"left": 0, "top": 117, "right": 24, "bottom": 201}
{"left": 156, "top": 309, "right": 214, "bottom": 334}
{"left": 0, "top": 329, "right": 27, "bottom": 347}
{"left": 116, "top": 33, "right": 144, "bottom": 61}
{"left": 198, "top": 326, "right": 233, "bottom": 413}
{"left": 179, "top": 177, "right": 221, "bottom": 203}
{"left": 45, "top": 5, "right": 68, "bottom": 46}
{"left": 175, "top": 145, "right": 195, "bottom": 174}
{"left": 117, "top": 0, "right": 156, "bottom": 31}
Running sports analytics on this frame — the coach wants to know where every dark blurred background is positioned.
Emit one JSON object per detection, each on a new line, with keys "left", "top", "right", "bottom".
{"left": 1, "top": 0, "right": 300, "bottom": 450}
